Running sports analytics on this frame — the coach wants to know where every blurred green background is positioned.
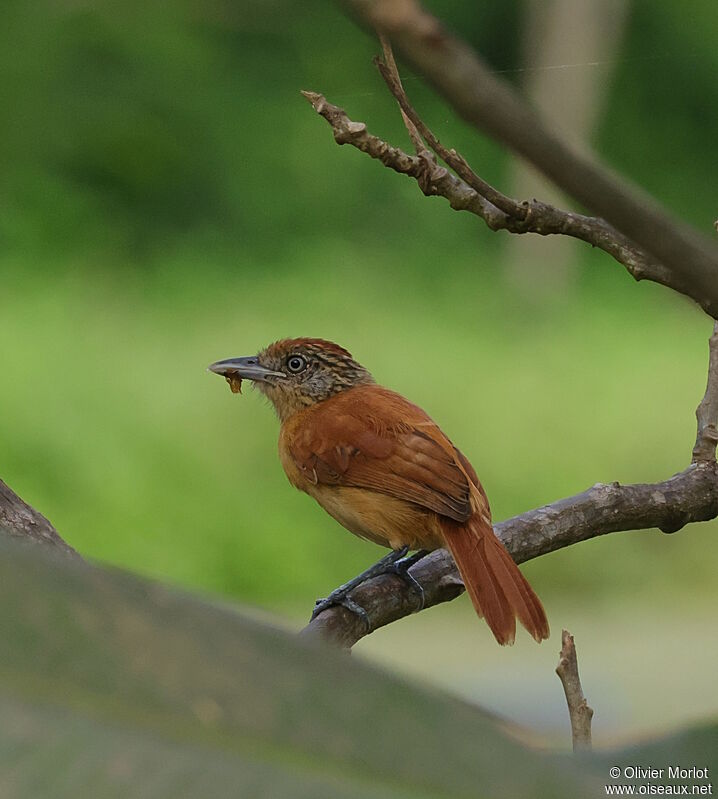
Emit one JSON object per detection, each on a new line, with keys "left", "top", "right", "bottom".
{"left": 1, "top": 0, "right": 717, "bottom": 746}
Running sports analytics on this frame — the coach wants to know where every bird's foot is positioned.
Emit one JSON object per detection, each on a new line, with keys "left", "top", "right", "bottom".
{"left": 311, "top": 593, "right": 371, "bottom": 631}
{"left": 309, "top": 547, "right": 406, "bottom": 631}
{"left": 387, "top": 549, "right": 428, "bottom": 611}
{"left": 309, "top": 547, "right": 429, "bottom": 631}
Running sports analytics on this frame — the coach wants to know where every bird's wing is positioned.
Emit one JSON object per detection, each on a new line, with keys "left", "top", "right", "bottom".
{"left": 287, "top": 387, "right": 475, "bottom": 522}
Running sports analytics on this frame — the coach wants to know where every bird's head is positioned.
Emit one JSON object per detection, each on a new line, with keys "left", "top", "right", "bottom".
{"left": 209, "top": 338, "right": 374, "bottom": 420}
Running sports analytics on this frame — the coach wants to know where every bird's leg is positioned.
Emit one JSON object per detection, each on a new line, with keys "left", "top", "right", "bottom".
{"left": 311, "top": 547, "right": 408, "bottom": 628}
{"left": 311, "top": 546, "right": 428, "bottom": 629}
{"left": 389, "top": 549, "right": 429, "bottom": 611}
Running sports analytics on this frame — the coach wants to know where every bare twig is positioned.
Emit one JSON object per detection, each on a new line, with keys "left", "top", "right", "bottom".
{"left": 692, "top": 322, "right": 718, "bottom": 463}
{"left": 374, "top": 43, "right": 525, "bottom": 219}
{"left": 301, "top": 461, "right": 718, "bottom": 649}
{"left": 556, "top": 630, "right": 593, "bottom": 752}
{"left": 338, "top": 0, "right": 718, "bottom": 316}
{"left": 0, "top": 479, "right": 80, "bottom": 560}
{"left": 378, "top": 34, "right": 425, "bottom": 154}
{"left": 302, "top": 91, "right": 669, "bottom": 290}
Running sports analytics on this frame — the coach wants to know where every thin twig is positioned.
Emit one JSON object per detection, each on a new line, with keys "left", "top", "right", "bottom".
{"left": 375, "top": 42, "right": 525, "bottom": 219}
{"left": 692, "top": 321, "right": 718, "bottom": 463}
{"left": 379, "top": 34, "right": 425, "bottom": 154}
{"left": 556, "top": 630, "right": 593, "bottom": 752}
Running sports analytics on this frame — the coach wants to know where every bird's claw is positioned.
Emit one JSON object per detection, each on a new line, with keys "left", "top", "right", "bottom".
{"left": 308, "top": 548, "right": 428, "bottom": 632}
{"left": 388, "top": 557, "right": 426, "bottom": 611}
{"left": 311, "top": 593, "right": 371, "bottom": 632}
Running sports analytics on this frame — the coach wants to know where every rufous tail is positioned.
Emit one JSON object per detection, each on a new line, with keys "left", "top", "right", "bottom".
{"left": 440, "top": 514, "right": 550, "bottom": 645}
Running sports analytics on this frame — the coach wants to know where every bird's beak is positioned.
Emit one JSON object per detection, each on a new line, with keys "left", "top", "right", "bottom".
{"left": 208, "top": 356, "right": 284, "bottom": 382}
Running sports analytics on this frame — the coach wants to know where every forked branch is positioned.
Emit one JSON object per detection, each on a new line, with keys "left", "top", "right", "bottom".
{"left": 301, "top": 90, "right": 667, "bottom": 291}
{"left": 338, "top": 0, "right": 718, "bottom": 316}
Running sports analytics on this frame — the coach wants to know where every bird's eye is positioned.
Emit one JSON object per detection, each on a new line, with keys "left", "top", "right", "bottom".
{"left": 286, "top": 354, "right": 307, "bottom": 374}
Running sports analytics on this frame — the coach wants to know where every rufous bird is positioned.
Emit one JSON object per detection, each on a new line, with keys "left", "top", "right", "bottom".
{"left": 209, "top": 338, "right": 549, "bottom": 645}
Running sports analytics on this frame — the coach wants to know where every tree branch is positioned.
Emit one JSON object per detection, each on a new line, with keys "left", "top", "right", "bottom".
{"left": 301, "top": 90, "right": 670, "bottom": 293}
{"left": 301, "top": 460, "right": 718, "bottom": 649}
{"left": 556, "top": 630, "right": 593, "bottom": 752}
{"left": 337, "top": 0, "right": 718, "bottom": 316}
{"left": 0, "top": 478, "right": 80, "bottom": 560}
{"left": 378, "top": 34, "right": 426, "bottom": 155}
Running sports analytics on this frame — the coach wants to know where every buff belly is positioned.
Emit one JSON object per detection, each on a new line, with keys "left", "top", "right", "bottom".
{"left": 308, "top": 484, "right": 444, "bottom": 551}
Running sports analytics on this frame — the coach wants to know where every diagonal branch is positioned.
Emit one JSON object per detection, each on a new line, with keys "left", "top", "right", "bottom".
{"left": 302, "top": 90, "right": 667, "bottom": 287}
{"left": 0, "top": 478, "right": 80, "bottom": 559}
{"left": 337, "top": 0, "right": 718, "bottom": 317}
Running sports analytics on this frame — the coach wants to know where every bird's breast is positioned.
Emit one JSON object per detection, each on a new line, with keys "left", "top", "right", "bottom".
{"left": 306, "top": 484, "right": 444, "bottom": 551}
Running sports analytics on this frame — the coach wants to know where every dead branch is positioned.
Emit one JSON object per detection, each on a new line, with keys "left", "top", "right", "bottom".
{"left": 374, "top": 42, "right": 526, "bottom": 219}
{"left": 302, "top": 91, "right": 668, "bottom": 292}
{"left": 378, "top": 34, "right": 425, "bottom": 155}
{"left": 0, "top": 479, "right": 80, "bottom": 560}
{"left": 556, "top": 630, "right": 593, "bottom": 752}
{"left": 693, "top": 322, "right": 718, "bottom": 463}
{"left": 337, "top": 0, "right": 718, "bottom": 316}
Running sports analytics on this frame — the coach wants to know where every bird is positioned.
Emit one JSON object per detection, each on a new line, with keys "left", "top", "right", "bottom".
{"left": 209, "top": 338, "right": 549, "bottom": 645}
